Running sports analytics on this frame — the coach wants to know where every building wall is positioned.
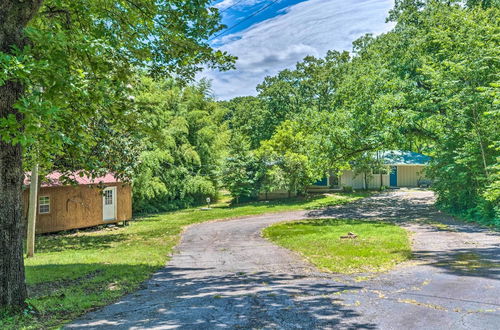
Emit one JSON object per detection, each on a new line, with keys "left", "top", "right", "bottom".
{"left": 340, "top": 170, "right": 389, "bottom": 189}
{"left": 397, "top": 165, "right": 427, "bottom": 187}
{"left": 340, "top": 165, "right": 427, "bottom": 189}
{"left": 23, "top": 183, "right": 132, "bottom": 233}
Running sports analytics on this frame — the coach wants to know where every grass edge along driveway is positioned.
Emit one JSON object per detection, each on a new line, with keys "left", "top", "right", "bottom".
{"left": 1, "top": 192, "right": 369, "bottom": 329}
{"left": 263, "top": 218, "right": 412, "bottom": 274}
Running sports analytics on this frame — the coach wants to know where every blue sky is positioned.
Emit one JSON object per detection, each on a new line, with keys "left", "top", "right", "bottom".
{"left": 203, "top": 0, "right": 395, "bottom": 99}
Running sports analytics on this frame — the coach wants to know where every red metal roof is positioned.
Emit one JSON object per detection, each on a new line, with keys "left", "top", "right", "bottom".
{"left": 24, "top": 171, "right": 120, "bottom": 188}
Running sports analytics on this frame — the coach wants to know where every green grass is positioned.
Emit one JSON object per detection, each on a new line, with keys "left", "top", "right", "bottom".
{"left": 1, "top": 192, "right": 368, "bottom": 329}
{"left": 263, "top": 218, "right": 411, "bottom": 274}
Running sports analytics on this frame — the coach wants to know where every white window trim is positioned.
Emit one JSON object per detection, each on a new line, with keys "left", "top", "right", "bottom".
{"left": 39, "top": 196, "right": 50, "bottom": 214}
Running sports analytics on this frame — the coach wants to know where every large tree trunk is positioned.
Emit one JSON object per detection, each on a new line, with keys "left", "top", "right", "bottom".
{"left": 0, "top": 81, "right": 28, "bottom": 309}
{"left": 0, "top": 0, "right": 44, "bottom": 310}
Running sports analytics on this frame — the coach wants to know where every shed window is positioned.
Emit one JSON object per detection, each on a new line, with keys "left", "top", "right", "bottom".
{"left": 39, "top": 196, "right": 50, "bottom": 214}
{"left": 104, "top": 190, "right": 113, "bottom": 205}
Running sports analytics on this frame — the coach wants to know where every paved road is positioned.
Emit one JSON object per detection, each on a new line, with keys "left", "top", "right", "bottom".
{"left": 68, "top": 190, "right": 500, "bottom": 329}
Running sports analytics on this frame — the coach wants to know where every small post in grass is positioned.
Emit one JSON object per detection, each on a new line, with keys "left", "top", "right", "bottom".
{"left": 200, "top": 197, "right": 212, "bottom": 211}
{"left": 26, "top": 163, "right": 39, "bottom": 258}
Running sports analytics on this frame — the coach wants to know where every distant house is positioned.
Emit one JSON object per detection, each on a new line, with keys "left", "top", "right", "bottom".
{"left": 312, "top": 150, "right": 431, "bottom": 190}
{"left": 23, "top": 172, "right": 132, "bottom": 233}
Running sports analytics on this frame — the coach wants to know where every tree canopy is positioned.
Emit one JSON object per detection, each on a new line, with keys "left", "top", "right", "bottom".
{"left": 222, "top": 0, "right": 499, "bottom": 224}
{"left": 0, "top": 0, "right": 235, "bottom": 310}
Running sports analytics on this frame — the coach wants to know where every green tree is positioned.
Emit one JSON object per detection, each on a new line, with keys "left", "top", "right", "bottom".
{"left": 0, "top": 0, "right": 234, "bottom": 310}
{"left": 221, "top": 133, "right": 262, "bottom": 203}
{"left": 255, "top": 51, "right": 351, "bottom": 142}
{"left": 387, "top": 1, "right": 500, "bottom": 222}
{"left": 351, "top": 152, "right": 387, "bottom": 190}
{"left": 221, "top": 96, "right": 268, "bottom": 149}
{"left": 259, "top": 121, "right": 316, "bottom": 197}
{"left": 131, "top": 77, "right": 229, "bottom": 213}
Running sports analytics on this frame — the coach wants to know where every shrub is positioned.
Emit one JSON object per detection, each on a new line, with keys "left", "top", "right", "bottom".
{"left": 343, "top": 185, "right": 353, "bottom": 193}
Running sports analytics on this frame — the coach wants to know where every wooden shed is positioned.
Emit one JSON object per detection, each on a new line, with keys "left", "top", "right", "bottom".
{"left": 23, "top": 172, "right": 132, "bottom": 233}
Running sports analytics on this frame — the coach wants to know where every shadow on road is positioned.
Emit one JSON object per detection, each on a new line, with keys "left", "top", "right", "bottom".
{"left": 69, "top": 267, "right": 377, "bottom": 329}
{"left": 68, "top": 190, "right": 500, "bottom": 329}
{"left": 306, "top": 192, "right": 442, "bottom": 224}
{"left": 305, "top": 191, "right": 500, "bottom": 281}
{"left": 412, "top": 246, "right": 500, "bottom": 280}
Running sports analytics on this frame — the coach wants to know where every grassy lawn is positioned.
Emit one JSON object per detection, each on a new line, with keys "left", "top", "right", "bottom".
{"left": 1, "top": 192, "right": 368, "bottom": 329}
{"left": 263, "top": 218, "right": 411, "bottom": 274}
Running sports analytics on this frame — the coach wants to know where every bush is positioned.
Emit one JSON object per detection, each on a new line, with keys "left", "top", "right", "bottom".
{"left": 343, "top": 185, "right": 353, "bottom": 193}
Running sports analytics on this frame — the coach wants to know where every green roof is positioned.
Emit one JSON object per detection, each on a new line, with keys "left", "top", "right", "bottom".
{"left": 380, "top": 150, "right": 431, "bottom": 165}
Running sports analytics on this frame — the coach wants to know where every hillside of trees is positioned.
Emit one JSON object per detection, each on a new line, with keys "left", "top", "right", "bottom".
{"left": 19, "top": 0, "right": 496, "bottom": 221}
{"left": 218, "top": 1, "right": 499, "bottom": 225}
{"left": 111, "top": 1, "right": 500, "bottom": 222}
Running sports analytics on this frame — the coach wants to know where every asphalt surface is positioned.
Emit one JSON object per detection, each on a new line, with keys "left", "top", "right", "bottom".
{"left": 68, "top": 190, "right": 500, "bottom": 329}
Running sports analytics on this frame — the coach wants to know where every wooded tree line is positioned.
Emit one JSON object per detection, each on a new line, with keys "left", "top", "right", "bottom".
{"left": 221, "top": 0, "right": 499, "bottom": 224}
{"left": 0, "top": 0, "right": 498, "bottom": 312}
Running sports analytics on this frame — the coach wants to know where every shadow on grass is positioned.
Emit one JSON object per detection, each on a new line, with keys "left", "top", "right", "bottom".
{"left": 134, "top": 192, "right": 367, "bottom": 220}
{"left": 290, "top": 218, "right": 394, "bottom": 228}
{"left": 26, "top": 263, "right": 158, "bottom": 293}
{"left": 221, "top": 192, "right": 369, "bottom": 211}
{"left": 35, "top": 233, "right": 128, "bottom": 253}
{"left": 227, "top": 196, "right": 321, "bottom": 209}
{"left": 65, "top": 266, "right": 377, "bottom": 329}
{"left": 4, "top": 263, "right": 160, "bottom": 329}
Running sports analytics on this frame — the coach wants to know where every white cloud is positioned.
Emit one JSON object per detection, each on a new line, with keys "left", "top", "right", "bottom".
{"left": 214, "top": 0, "right": 238, "bottom": 10}
{"left": 203, "top": 0, "right": 395, "bottom": 100}
{"left": 214, "top": 0, "right": 267, "bottom": 11}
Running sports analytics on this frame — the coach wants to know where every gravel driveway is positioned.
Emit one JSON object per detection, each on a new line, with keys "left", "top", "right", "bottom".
{"left": 68, "top": 190, "right": 500, "bottom": 329}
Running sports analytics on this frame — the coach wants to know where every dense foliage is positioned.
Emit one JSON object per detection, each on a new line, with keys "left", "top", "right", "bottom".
{"left": 83, "top": 0, "right": 498, "bottom": 221}
{"left": 367, "top": 0, "right": 499, "bottom": 223}
{"left": 1, "top": 0, "right": 235, "bottom": 177}
{"left": 222, "top": 0, "right": 499, "bottom": 224}
{"left": 221, "top": 133, "right": 262, "bottom": 202}
{"left": 130, "top": 78, "right": 229, "bottom": 213}
{"left": 0, "top": 0, "right": 234, "bottom": 309}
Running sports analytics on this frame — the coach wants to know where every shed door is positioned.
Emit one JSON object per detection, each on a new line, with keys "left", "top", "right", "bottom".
{"left": 313, "top": 177, "right": 328, "bottom": 186}
{"left": 390, "top": 166, "right": 398, "bottom": 187}
{"left": 103, "top": 187, "right": 117, "bottom": 221}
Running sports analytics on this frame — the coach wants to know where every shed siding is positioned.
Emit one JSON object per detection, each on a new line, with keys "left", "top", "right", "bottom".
{"left": 23, "top": 183, "right": 132, "bottom": 233}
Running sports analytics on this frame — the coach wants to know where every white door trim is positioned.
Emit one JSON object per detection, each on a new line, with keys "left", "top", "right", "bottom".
{"left": 102, "top": 186, "right": 117, "bottom": 221}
